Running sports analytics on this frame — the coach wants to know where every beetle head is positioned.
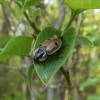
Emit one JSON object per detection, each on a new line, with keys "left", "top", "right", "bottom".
{"left": 33, "top": 48, "right": 47, "bottom": 62}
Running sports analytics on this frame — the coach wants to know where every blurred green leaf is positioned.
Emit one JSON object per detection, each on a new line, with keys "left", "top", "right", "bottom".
{"left": 76, "top": 35, "right": 93, "bottom": 47}
{"left": 0, "top": 35, "right": 12, "bottom": 47}
{"left": 14, "top": 0, "right": 24, "bottom": 5}
{"left": 64, "top": 0, "right": 100, "bottom": 12}
{"left": 28, "top": 8, "right": 41, "bottom": 22}
{"left": 90, "top": 61, "right": 100, "bottom": 68}
{"left": 80, "top": 78, "right": 100, "bottom": 91}
{"left": 14, "top": 0, "right": 24, "bottom": 2}
{"left": 88, "top": 94, "right": 100, "bottom": 100}
{"left": 33, "top": 8, "right": 41, "bottom": 16}
{"left": 0, "top": 0, "right": 5, "bottom": 3}
{"left": 91, "top": 36, "right": 100, "bottom": 46}
{"left": 0, "top": 36, "right": 33, "bottom": 58}
{"left": 34, "top": 27, "right": 76, "bottom": 84}
{"left": 16, "top": 0, "right": 42, "bottom": 18}
{"left": 27, "top": 64, "right": 34, "bottom": 89}
{"left": 0, "top": 48, "right": 3, "bottom": 53}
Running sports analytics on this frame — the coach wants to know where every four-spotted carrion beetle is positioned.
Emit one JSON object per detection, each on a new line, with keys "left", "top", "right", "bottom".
{"left": 33, "top": 37, "right": 63, "bottom": 63}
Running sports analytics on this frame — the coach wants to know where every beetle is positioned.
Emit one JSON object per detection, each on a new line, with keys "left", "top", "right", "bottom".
{"left": 33, "top": 37, "right": 63, "bottom": 67}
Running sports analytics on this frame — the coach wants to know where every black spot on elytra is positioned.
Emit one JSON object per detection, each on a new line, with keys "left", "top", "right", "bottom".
{"left": 55, "top": 42, "right": 58, "bottom": 45}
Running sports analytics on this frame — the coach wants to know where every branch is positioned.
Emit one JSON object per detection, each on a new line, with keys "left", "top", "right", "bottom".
{"left": 60, "top": 67, "right": 78, "bottom": 100}
{"left": 76, "top": 13, "right": 83, "bottom": 33}
{"left": 63, "top": 11, "right": 77, "bottom": 32}
{"left": 60, "top": 67, "right": 71, "bottom": 87}
{"left": 0, "top": 64, "right": 27, "bottom": 79}
{"left": 24, "top": 12, "right": 40, "bottom": 34}
{"left": 1, "top": 4, "right": 11, "bottom": 29}
{"left": 14, "top": 1, "right": 40, "bottom": 34}
{"left": 0, "top": 64, "right": 21, "bottom": 70}
{"left": 54, "top": 1, "right": 66, "bottom": 29}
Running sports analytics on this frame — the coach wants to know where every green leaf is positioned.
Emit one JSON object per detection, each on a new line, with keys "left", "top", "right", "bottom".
{"left": 0, "top": 48, "right": 3, "bottom": 53}
{"left": 64, "top": 0, "right": 100, "bottom": 11}
{"left": 88, "top": 94, "right": 100, "bottom": 100}
{"left": 13, "top": 0, "right": 24, "bottom": 6}
{"left": 0, "top": 36, "right": 33, "bottom": 58}
{"left": 34, "top": 27, "right": 76, "bottom": 84}
{"left": 0, "top": 0, "right": 5, "bottom": 3}
{"left": 14, "top": 0, "right": 24, "bottom": 2}
{"left": 28, "top": 8, "right": 41, "bottom": 22}
{"left": 0, "top": 35, "right": 12, "bottom": 47}
{"left": 33, "top": 8, "right": 41, "bottom": 16}
{"left": 27, "top": 64, "right": 34, "bottom": 89}
{"left": 76, "top": 35, "right": 93, "bottom": 47}
{"left": 80, "top": 78, "right": 100, "bottom": 91}
{"left": 16, "top": 0, "right": 42, "bottom": 18}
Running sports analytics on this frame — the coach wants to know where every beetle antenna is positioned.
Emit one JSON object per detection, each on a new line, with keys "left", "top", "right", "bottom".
{"left": 33, "top": 57, "right": 38, "bottom": 63}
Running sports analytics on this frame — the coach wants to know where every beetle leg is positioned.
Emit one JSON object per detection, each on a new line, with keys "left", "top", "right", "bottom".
{"left": 61, "top": 44, "right": 68, "bottom": 49}
{"left": 55, "top": 44, "right": 68, "bottom": 58}
{"left": 56, "top": 44, "right": 68, "bottom": 53}
{"left": 55, "top": 56, "right": 63, "bottom": 58}
{"left": 28, "top": 57, "right": 33, "bottom": 61}
{"left": 43, "top": 61, "right": 45, "bottom": 69}
{"left": 53, "top": 52, "right": 63, "bottom": 59}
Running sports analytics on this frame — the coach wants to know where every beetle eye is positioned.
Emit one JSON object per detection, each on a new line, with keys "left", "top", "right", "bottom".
{"left": 34, "top": 57, "right": 37, "bottom": 62}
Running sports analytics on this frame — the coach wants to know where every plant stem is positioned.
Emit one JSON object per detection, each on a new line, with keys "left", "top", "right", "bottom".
{"left": 63, "top": 11, "right": 78, "bottom": 32}
{"left": 24, "top": 12, "right": 40, "bottom": 33}
{"left": 60, "top": 67, "right": 78, "bottom": 100}
{"left": 60, "top": 67, "right": 71, "bottom": 86}
{"left": 14, "top": 1, "right": 40, "bottom": 34}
